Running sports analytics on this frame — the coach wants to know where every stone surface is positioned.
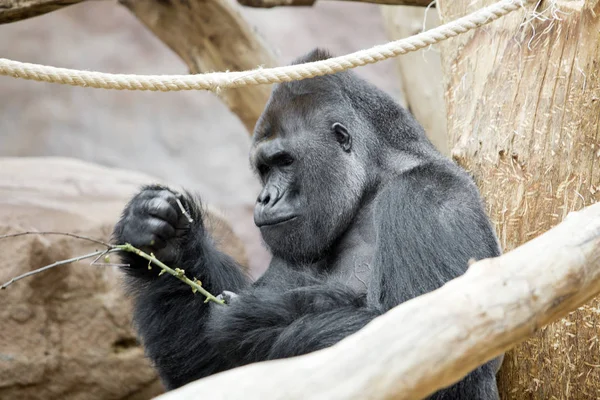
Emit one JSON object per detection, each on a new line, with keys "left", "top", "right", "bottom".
{"left": 0, "top": 157, "right": 247, "bottom": 400}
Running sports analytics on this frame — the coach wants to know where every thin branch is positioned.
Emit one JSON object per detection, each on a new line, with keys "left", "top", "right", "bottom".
{"left": 0, "top": 231, "right": 224, "bottom": 305}
{"left": 89, "top": 248, "right": 129, "bottom": 267}
{"left": 113, "top": 243, "right": 224, "bottom": 305}
{"left": 0, "top": 231, "right": 111, "bottom": 248}
{"left": 0, "top": 249, "right": 116, "bottom": 289}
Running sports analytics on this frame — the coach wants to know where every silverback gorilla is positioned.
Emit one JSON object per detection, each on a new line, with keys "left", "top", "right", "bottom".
{"left": 113, "top": 49, "right": 503, "bottom": 398}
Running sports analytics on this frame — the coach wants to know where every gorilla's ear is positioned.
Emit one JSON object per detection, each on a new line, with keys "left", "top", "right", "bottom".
{"left": 332, "top": 123, "right": 352, "bottom": 153}
{"left": 292, "top": 48, "right": 334, "bottom": 65}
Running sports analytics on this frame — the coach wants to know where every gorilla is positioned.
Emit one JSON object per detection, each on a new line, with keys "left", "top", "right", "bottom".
{"left": 113, "top": 49, "right": 503, "bottom": 398}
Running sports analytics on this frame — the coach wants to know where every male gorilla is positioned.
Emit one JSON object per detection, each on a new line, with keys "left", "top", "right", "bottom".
{"left": 114, "top": 49, "right": 503, "bottom": 398}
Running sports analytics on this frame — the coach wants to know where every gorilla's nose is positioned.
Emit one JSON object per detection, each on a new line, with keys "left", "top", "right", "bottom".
{"left": 254, "top": 186, "right": 296, "bottom": 228}
{"left": 257, "top": 186, "right": 281, "bottom": 208}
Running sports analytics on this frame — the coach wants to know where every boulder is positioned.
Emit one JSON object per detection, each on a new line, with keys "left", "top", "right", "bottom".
{"left": 0, "top": 157, "right": 247, "bottom": 400}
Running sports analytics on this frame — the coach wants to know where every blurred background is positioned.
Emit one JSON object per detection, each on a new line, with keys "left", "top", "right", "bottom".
{"left": 0, "top": 1, "right": 418, "bottom": 273}
{"left": 2, "top": 2, "right": 598, "bottom": 399}
{"left": 0, "top": 2, "right": 443, "bottom": 399}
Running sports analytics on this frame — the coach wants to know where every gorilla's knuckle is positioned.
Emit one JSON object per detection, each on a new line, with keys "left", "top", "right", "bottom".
{"left": 145, "top": 197, "right": 174, "bottom": 217}
{"left": 157, "top": 189, "right": 179, "bottom": 202}
{"left": 149, "top": 218, "right": 176, "bottom": 238}
{"left": 135, "top": 187, "right": 160, "bottom": 200}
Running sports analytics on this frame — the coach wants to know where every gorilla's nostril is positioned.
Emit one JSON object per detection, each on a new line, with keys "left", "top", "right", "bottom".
{"left": 263, "top": 195, "right": 271, "bottom": 205}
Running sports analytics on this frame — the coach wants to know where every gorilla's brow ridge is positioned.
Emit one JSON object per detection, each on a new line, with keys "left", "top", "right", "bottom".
{"left": 254, "top": 121, "right": 276, "bottom": 141}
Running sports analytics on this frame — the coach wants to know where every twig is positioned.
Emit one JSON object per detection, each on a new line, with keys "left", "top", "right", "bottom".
{"left": 0, "top": 231, "right": 111, "bottom": 247}
{"left": 176, "top": 198, "right": 194, "bottom": 224}
{"left": 90, "top": 249, "right": 129, "bottom": 267}
{"left": 113, "top": 243, "right": 224, "bottom": 305}
{"left": 0, "top": 249, "right": 118, "bottom": 289}
{"left": 0, "top": 231, "right": 224, "bottom": 305}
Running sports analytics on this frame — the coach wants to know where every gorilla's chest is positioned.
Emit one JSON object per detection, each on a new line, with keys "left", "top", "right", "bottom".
{"left": 326, "top": 210, "right": 377, "bottom": 293}
{"left": 337, "top": 261, "right": 373, "bottom": 292}
{"left": 328, "top": 242, "right": 375, "bottom": 293}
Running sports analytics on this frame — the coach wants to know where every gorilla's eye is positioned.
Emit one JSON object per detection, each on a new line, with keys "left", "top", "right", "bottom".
{"left": 257, "top": 152, "right": 293, "bottom": 177}
{"left": 271, "top": 153, "right": 294, "bottom": 167}
{"left": 332, "top": 123, "right": 352, "bottom": 153}
{"left": 258, "top": 163, "right": 271, "bottom": 176}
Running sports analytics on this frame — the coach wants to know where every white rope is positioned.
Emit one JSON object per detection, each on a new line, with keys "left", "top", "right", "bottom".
{"left": 0, "top": 0, "right": 526, "bottom": 92}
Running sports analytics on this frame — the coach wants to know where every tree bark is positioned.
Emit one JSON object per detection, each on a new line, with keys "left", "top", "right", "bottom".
{"left": 0, "top": 0, "right": 82, "bottom": 24}
{"left": 152, "top": 202, "right": 600, "bottom": 400}
{"left": 437, "top": 0, "right": 600, "bottom": 397}
{"left": 120, "top": 0, "right": 276, "bottom": 134}
{"left": 380, "top": 5, "right": 448, "bottom": 155}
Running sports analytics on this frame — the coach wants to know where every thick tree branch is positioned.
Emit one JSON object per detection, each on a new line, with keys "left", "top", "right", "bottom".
{"left": 154, "top": 202, "right": 600, "bottom": 400}
{"left": 237, "top": 0, "right": 434, "bottom": 7}
{"left": 0, "top": 0, "right": 434, "bottom": 24}
{"left": 120, "top": 0, "right": 276, "bottom": 133}
{"left": 0, "top": 0, "right": 82, "bottom": 24}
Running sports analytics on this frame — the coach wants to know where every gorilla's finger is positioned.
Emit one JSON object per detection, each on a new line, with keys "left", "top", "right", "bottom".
{"left": 121, "top": 225, "right": 166, "bottom": 250}
{"left": 156, "top": 244, "right": 178, "bottom": 265}
{"left": 221, "top": 291, "right": 240, "bottom": 304}
{"left": 144, "top": 197, "right": 179, "bottom": 226}
{"left": 145, "top": 217, "right": 176, "bottom": 240}
{"left": 133, "top": 187, "right": 170, "bottom": 202}
{"left": 156, "top": 189, "right": 181, "bottom": 206}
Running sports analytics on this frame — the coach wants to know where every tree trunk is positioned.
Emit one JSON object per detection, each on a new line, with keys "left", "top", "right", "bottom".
{"left": 0, "top": 0, "right": 82, "bottom": 23}
{"left": 437, "top": 0, "right": 600, "bottom": 397}
{"left": 380, "top": 5, "right": 448, "bottom": 155}
{"left": 121, "top": 0, "right": 276, "bottom": 134}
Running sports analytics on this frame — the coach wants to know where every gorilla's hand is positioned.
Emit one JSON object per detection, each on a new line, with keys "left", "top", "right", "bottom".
{"left": 216, "top": 290, "right": 240, "bottom": 305}
{"left": 113, "top": 186, "right": 194, "bottom": 266}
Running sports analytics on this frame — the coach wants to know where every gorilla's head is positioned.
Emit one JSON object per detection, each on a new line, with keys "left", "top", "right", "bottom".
{"left": 250, "top": 48, "right": 427, "bottom": 263}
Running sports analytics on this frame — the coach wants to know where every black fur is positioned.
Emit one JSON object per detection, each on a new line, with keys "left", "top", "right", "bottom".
{"left": 113, "top": 48, "right": 503, "bottom": 398}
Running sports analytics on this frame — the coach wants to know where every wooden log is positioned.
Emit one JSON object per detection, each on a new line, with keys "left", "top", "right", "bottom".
{"left": 380, "top": 5, "right": 448, "bottom": 155}
{"left": 237, "top": 0, "right": 434, "bottom": 8}
{"left": 120, "top": 0, "right": 276, "bottom": 134}
{"left": 0, "top": 0, "right": 434, "bottom": 20}
{"left": 0, "top": 0, "right": 82, "bottom": 24}
{"left": 153, "top": 202, "right": 600, "bottom": 400}
{"left": 437, "top": 0, "right": 600, "bottom": 397}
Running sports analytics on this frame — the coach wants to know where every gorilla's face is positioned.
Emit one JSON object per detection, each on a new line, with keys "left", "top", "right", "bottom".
{"left": 251, "top": 90, "right": 367, "bottom": 263}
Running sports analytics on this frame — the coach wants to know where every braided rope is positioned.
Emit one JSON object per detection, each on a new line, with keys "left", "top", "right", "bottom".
{"left": 0, "top": 0, "right": 525, "bottom": 92}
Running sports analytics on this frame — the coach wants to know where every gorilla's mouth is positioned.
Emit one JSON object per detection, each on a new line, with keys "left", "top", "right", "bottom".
{"left": 256, "top": 215, "right": 297, "bottom": 228}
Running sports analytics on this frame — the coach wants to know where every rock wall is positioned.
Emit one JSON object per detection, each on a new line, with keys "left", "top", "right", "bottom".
{"left": 0, "top": 157, "right": 246, "bottom": 400}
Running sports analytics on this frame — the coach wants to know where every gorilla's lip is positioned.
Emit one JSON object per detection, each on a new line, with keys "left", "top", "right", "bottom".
{"left": 256, "top": 215, "right": 298, "bottom": 228}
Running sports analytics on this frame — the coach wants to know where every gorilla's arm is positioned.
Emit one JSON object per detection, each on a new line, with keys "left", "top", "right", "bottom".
{"left": 370, "top": 163, "right": 502, "bottom": 400}
{"left": 370, "top": 162, "right": 501, "bottom": 308}
{"left": 206, "top": 274, "right": 381, "bottom": 365}
{"left": 113, "top": 186, "right": 249, "bottom": 389}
